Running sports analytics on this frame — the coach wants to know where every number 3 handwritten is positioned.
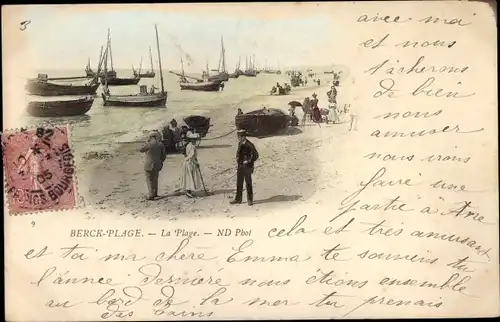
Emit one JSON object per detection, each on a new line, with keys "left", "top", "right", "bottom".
{"left": 20, "top": 20, "right": 31, "bottom": 31}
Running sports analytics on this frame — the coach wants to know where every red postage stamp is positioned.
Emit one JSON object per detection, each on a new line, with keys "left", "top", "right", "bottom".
{"left": 2, "top": 126, "right": 77, "bottom": 214}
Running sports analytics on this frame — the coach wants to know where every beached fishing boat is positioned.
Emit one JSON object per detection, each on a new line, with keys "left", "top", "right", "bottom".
{"left": 25, "top": 74, "right": 100, "bottom": 96}
{"left": 170, "top": 57, "right": 223, "bottom": 92}
{"left": 133, "top": 47, "right": 156, "bottom": 78}
{"left": 99, "top": 29, "right": 141, "bottom": 86}
{"left": 235, "top": 108, "right": 290, "bottom": 137}
{"left": 101, "top": 24, "right": 167, "bottom": 108}
{"left": 27, "top": 96, "right": 94, "bottom": 117}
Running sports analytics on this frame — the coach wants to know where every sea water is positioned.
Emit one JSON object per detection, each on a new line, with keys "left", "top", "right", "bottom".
{"left": 18, "top": 66, "right": 349, "bottom": 153}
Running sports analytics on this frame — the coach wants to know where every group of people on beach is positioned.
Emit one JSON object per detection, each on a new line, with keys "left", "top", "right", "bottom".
{"left": 139, "top": 124, "right": 259, "bottom": 206}
{"left": 271, "top": 82, "right": 292, "bottom": 95}
{"left": 296, "top": 72, "right": 357, "bottom": 130}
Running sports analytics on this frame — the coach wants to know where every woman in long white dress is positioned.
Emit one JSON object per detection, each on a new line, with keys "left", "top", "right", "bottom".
{"left": 179, "top": 132, "right": 203, "bottom": 198}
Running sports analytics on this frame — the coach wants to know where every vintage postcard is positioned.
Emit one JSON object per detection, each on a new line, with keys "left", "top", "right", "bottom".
{"left": 2, "top": 2, "right": 499, "bottom": 320}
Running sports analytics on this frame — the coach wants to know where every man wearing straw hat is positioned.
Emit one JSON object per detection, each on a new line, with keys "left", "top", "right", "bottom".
{"left": 139, "top": 131, "right": 166, "bottom": 200}
{"left": 230, "top": 129, "right": 259, "bottom": 206}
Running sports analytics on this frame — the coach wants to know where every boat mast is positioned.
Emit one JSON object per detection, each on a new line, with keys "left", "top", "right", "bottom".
{"left": 221, "top": 36, "right": 226, "bottom": 73}
{"left": 107, "top": 28, "right": 114, "bottom": 72}
{"left": 180, "top": 56, "right": 185, "bottom": 77}
{"left": 97, "top": 46, "right": 104, "bottom": 70}
{"left": 154, "top": 24, "right": 165, "bottom": 94}
{"left": 103, "top": 43, "right": 109, "bottom": 90}
{"left": 149, "top": 46, "right": 154, "bottom": 72}
{"left": 96, "top": 45, "right": 104, "bottom": 74}
{"left": 139, "top": 56, "right": 143, "bottom": 74}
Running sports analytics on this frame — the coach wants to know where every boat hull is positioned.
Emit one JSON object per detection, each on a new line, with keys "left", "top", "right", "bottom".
{"left": 235, "top": 108, "right": 290, "bottom": 137}
{"left": 208, "top": 73, "right": 229, "bottom": 82}
{"left": 86, "top": 70, "right": 117, "bottom": 78}
{"left": 27, "top": 98, "right": 94, "bottom": 117}
{"left": 134, "top": 72, "right": 156, "bottom": 78}
{"left": 101, "top": 77, "right": 141, "bottom": 86}
{"left": 180, "top": 81, "right": 222, "bottom": 92}
{"left": 102, "top": 93, "right": 167, "bottom": 107}
{"left": 243, "top": 71, "right": 257, "bottom": 77}
{"left": 25, "top": 79, "right": 99, "bottom": 96}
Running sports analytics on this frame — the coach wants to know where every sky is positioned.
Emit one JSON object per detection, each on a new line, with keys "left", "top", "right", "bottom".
{"left": 11, "top": 4, "right": 354, "bottom": 73}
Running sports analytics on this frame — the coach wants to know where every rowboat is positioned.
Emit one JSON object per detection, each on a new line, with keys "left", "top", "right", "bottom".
{"left": 27, "top": 96, "right": 94, "bottom": 117}
{"left": 25, "top": 74, "right": 100, "bottom": 96}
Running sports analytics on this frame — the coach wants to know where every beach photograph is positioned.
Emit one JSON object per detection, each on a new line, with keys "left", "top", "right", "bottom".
{"left": 4, "top": 5, "right": 358, "bottom": 220}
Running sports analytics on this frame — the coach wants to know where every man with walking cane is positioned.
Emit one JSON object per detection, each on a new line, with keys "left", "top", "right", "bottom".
{"left": 230, "top": 129, "right": 259, "bottom": 206}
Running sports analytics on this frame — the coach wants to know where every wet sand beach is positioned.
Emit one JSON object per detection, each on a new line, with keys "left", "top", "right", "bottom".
{"left": 78, "top": 79, "right": 353, "bottom": 220}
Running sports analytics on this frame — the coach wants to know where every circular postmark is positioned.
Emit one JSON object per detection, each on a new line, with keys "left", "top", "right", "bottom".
{"left": 2, "top": 126, "right": 77, "bottom": 214}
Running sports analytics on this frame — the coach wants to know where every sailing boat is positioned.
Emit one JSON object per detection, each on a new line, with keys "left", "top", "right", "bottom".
{"left": 170, "top": 57, "right": 223, "bottom": 92}
{"left": 85, "top": 46, "right": 117, "bottom": 78}
{"left": 100, "top": 28, "right": 140, "bottom": 86}
{"left": 133, "top": 47, "right": 156, "bottom": 78}
{"left": 229, "top": 56, "right": 242, "bottom": 78}
{"left": 243, "top": 55, "right": 257, "bottom": 77}
{"left": 85, "top": 57, "right": 93, "bottom": 76}
{"left": 101, "top": 24, "right": 167, "bottom": 107}
{"left": 207, "top": 36, "right": 229, "bottom": 82}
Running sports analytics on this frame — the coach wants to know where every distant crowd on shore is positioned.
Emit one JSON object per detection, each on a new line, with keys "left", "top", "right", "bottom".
{"left": 286, "top": 71, "right": 357, "bottom": 131}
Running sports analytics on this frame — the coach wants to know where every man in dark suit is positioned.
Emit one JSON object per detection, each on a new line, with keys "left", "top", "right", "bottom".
{"left": 140, "top": 132, "right": 167, "bottom": 200}
{"left": 230, "top": 130, "right": 259, "bottom": 206}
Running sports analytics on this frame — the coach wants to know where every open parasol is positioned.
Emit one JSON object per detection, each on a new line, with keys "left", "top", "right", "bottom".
{"left": 288, "top": 100, "right": 302, "bottom": 107}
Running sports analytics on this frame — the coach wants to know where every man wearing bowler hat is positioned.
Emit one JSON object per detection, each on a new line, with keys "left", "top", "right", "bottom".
{"left": 230, "top": 129, "right": 259, "bottom": 206}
